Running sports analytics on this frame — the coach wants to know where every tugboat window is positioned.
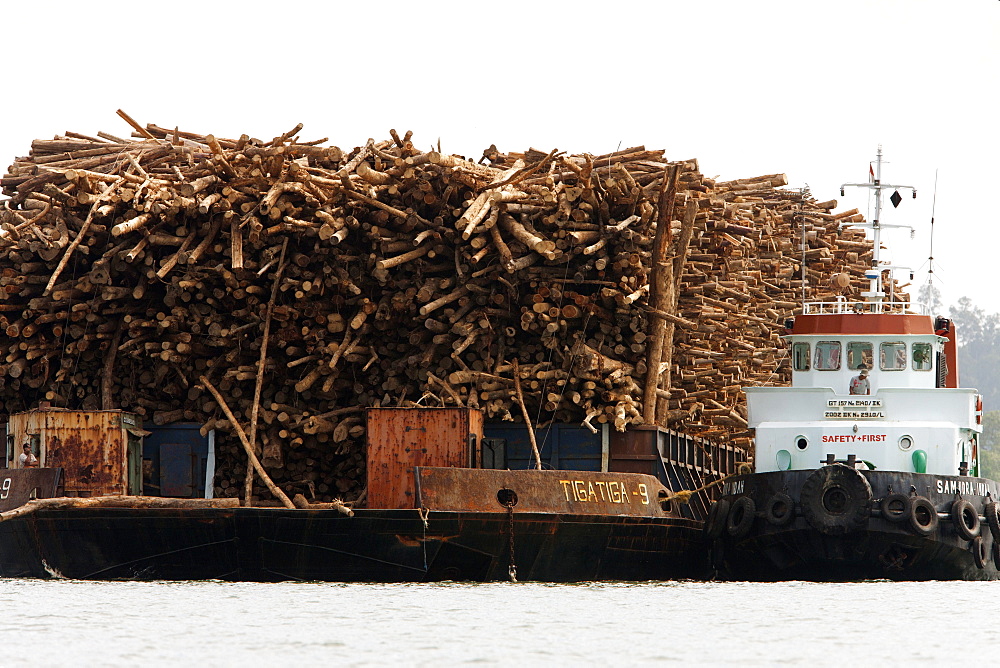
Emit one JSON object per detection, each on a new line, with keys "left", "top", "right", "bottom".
{"left": 814, "top": 341, "right": 842, "bottom": 370}
{"left": 880, "top": 342, "right": 906, "bottom": 370}
{"left": 795, "top": 436, "right": 808, "bottom": 450}
{"left": 847, "top": 342, "right": 873, "bottom": 370}
{"left": 792, "top": 343, "right": 811, "bottom": 371}
{"left": 912, "top": 343, "right": 933, "bottom": 371}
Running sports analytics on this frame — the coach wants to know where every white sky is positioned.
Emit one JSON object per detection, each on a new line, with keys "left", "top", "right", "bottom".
{"left": 2, "top": 0, "right": 997, "bottom": 313}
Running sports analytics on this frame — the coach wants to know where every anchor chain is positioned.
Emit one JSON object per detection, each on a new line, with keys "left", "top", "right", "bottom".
{"left": 506, "top": 499, "right": 517, "bottom": 582}
{"left": 418, "top": 507, "right": 429, "bottom": 572}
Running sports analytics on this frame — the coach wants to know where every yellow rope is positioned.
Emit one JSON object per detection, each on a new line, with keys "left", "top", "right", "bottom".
{"left": 666, "top": 463, "right": 752, "bottom": 504}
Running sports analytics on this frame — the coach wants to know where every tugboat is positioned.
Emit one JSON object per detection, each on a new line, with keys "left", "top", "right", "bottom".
{"left": 707, "top": 148, "right": 999, "bottom": 581}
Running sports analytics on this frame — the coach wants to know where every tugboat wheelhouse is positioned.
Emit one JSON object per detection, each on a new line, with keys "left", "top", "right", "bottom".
{"left": 749, "top": 299, "right": 980, "bottom": 478}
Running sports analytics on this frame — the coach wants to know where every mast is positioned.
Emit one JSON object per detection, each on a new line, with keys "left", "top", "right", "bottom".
{"left": 924, "top": 169, "right": 939, "bottom": 307}
{"left": 840, "top": 146, "right": 916, "bottom": 312}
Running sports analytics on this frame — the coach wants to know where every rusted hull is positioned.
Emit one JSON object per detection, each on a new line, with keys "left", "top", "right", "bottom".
{"left": 0, "top": 465, "right": 708, "bottom": 582}
{"left": 0, "top": 469, "right": 63, "bottom": 512}
{"left": 415, "top": 467, "right": 669, "bottom": 516}
{"left": 0, "top": 508, "right": 705, "bottom": 582}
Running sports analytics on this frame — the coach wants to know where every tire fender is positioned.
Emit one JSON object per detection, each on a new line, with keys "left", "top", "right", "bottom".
{"left": 764, "top": 493, "right": 795, "bottom": 527}
{"left": 726, "top": 496, "right": 756, "bottom": 540}
{"left": 880, "top": 493, "right": 911, "bottom": 523}
{"left": 972, "top": 536, "right": 987, "bottom": 569}
{"left": 799, "top": 464, "right": 872, "bottom": 536}
{"left": 908, "top": 496, "right": 939, "bottom": 536}
{"left": 705, "top": 498, "right": 730, "bottom": 540}
{"left": 952, "top": 498, "right": 981, "bottom": 541}
{"left": 984, "top": 501, "right": 1000, "bottom": 542}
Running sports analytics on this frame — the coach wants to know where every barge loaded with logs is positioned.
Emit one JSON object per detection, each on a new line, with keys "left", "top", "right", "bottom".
{"left": 0, "top": 113, "right": 905, "bottom": 580}
{"left": 708, "top": 148, "right": 1000, "bottom": 581}
{"left": 0, "top": 405, "right": 734, "bottom": 581}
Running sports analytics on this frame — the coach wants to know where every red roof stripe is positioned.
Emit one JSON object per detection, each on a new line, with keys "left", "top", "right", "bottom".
{"left": 791, "top": 314, "right": 934, "bottom": 336}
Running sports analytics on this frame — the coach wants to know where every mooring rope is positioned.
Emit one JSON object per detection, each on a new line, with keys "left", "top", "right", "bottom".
{"left": 666, "top": 467, "right": 750, "bottom": 505}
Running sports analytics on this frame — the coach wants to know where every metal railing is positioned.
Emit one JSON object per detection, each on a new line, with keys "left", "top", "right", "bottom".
{"left": 801, "top": 296, "right": 925, "bottom": 316}
{"left": 657, "top": 430, "right": 741, "bottom": 522}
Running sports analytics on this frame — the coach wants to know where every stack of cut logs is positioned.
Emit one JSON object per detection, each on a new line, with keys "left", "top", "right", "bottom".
{"left": 0, "top": 114, "right": 895, "bottom": 504}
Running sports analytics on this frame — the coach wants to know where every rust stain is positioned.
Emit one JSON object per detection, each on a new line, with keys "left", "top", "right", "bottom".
{"left": 8, "top": 408, "right": 138, "bottom": 497}
{"left": 366, "top": 408, "right": 483, "bottom": 509}
{"left": 77, "top": 464, "right": 96, "bottom": 484}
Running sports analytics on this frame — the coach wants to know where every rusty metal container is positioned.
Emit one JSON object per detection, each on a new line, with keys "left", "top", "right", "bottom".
{"left": 366, "top": 407, "right": 484, "bottom": 509}
{"left": 5, "top": 408, "right": 147, "bottom": 497}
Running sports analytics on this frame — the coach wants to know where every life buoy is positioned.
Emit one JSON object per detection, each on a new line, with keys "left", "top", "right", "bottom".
{"left": 880, "top": 493, "right": 911, "bottom": 523}
{"left": 705, "top": 499, "right": 730, "bottom": 540}
{"left": 908, "top": 496, "right": 939, "bottom": 536}
{"left": 976, "top": 396, "right": 984, "bottom": 425}
{"left": 764, "top": 493, "right": 795, "bottom": 527}
{"left": 951, "top": 499, "right": 980, "bottom": 541}
{"left": 800, "top": 464, "right": 872, "bottom": 535}
{"left": 726, "top": 496, "right": 756, "bottom": 539}
{"left": 985, "top": 501, "right": 1000, "bottom": 542}
{"left": 972, "top": 536, "right": 987, "bottom": 569}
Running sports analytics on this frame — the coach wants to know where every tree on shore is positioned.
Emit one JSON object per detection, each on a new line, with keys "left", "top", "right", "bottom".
{"left": 949, "top": 298, "right": 1000, "bottom": 479}
{"left": 918, "top": 282, "right": 943, "bottom": 316}
{"left": 979, "top": 411, "right": 1000, "bottom": 480}
{"left": 950, "top": 297, "right": 1000, "bottom": 410}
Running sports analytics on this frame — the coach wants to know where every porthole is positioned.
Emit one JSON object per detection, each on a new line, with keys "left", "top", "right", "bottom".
{"left": 898, "top": 435, "right": 913, "bottom": 451}
{"left": 497, "top": 488, "right": 518, "bottom": 507}
{"left": 795, "top": 436, "right": 809, "bottom": 451}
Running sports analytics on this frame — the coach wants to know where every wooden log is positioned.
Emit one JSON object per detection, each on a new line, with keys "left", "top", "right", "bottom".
{"left": 642, "top": 164, "right": 679, "bottom": 424}
{"left": 244, "top": 239, "right": 288, "bottom": 506}
{"left": 199, "top": 375, "right": 295, "bottom": 510}
{"left": 511, "top": 359, "right": 542, "bottom": 470}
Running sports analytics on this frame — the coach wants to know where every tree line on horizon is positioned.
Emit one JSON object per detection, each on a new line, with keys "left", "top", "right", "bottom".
{"left": 938, "top": 289, "right": 1000, "bottom": 479}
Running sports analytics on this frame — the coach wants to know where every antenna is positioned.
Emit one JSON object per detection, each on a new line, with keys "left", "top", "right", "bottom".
{"left": 920, "top": 169, "right": 939, "bottom": 315}
{"left": 840, "top": 146, "right": 917, "bottom": 311}
{"left": 927, "top": 169, "right": 938, "bottom": 289}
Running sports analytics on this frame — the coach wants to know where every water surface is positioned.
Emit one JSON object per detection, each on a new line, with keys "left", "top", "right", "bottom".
{"left": 1, "top": 579, "right": 993, "bottom": 666}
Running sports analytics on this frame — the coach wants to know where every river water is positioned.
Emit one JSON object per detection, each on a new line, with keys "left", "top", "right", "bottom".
{"left": 2, "top": 579, "right": 996, "bottom": 666}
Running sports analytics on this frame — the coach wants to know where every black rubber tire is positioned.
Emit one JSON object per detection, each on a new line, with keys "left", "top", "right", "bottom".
{"left": 972, "top": 536, "right": 987, "bottom": 569}
{"left": 764, "top": 493, "right": 795, "bottom": 527}
{"left": 799, "top": 464, "right": 873, "bottom": 536}
{"left": 993, "top": 539, "right": 1000, "bottom": 566}
{"left": 726, "top": 496, "right": 756, "bottom": 540}
{"left": 908, "top": 496, "right": 939, "bottom": 536}
{"left": 952, "top": 499, "right": 981, "bottom": 541}
{"left": 985, "top": 501, "right": 1000, "bottom": 542}
{"left": 705, "top": 499, "right": 730, "bottom": 540}
{"left": 880, "top": 493, "right": 911, "bottom": 523}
